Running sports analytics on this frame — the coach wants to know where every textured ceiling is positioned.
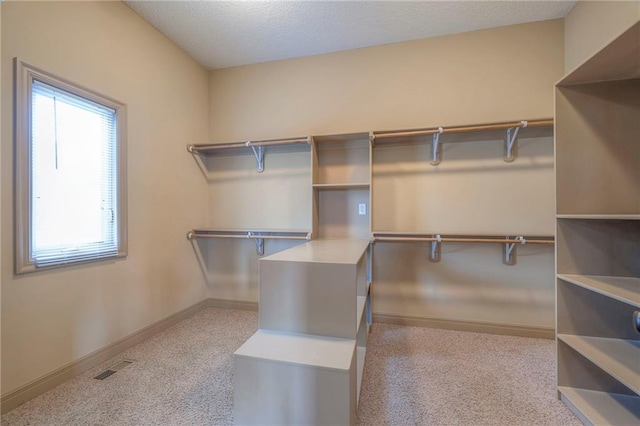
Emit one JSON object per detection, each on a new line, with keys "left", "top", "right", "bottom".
{"left": 125, "top": 1, "right": 577, "bottom": 70}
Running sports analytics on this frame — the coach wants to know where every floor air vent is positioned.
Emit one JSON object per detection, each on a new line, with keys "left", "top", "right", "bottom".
{"left": 94, "top": 370, "right": 116, "bottom": 380}
{"left": 94, "top": 359, "right": 134, "bottom": 380}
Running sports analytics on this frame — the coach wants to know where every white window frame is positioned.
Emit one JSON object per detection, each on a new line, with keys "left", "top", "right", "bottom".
{"left": 14, "top": 59, "right": 128, "bottom": 274}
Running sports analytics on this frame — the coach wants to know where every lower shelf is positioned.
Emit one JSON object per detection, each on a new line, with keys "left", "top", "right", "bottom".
{"left": 558, "top": 334, "right": 639, "bottom": 394}
{"left": 559, "top": 387, "right": 640, "bottom": 426}
{"left": 234, "top": 330, "right": 354, "bottom": 370}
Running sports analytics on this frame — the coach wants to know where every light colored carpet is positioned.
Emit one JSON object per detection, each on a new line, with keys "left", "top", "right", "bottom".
{"left": 2, "top": 307, "right": 580, "bottom": 425}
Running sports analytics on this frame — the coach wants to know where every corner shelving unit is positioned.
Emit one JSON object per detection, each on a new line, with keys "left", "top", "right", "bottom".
{"left": 555, "top": 21, "right": 640, "bottom": 426}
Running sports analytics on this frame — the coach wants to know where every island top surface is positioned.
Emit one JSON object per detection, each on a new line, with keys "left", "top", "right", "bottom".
{"left": 261, "top": 238, "right": 369, "bottom": 264}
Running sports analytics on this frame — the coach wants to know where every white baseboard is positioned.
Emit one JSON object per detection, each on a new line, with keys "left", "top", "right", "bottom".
{"left": 207, "top": 298, "right": 258, "bottom": 311}
{"left": 373, "top": 313, "right": 554, "bottom": 339}
{"left": 1, "top": 299, "right": 210, "bottom": 414}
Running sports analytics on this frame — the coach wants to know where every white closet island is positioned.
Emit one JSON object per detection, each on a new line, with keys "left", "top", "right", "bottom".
{"left": 234, "top": 239, "right": 370, "bottom": 425}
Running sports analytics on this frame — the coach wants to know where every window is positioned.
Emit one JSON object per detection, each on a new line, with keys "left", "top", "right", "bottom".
{"left": 15, "top": 59, "right": 127, "bottom": 273}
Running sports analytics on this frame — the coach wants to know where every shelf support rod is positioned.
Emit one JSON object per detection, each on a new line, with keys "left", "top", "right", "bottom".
{"left": 431, "top": 127, "right": 444, "bottom": 165}
{"left": 248, "top": 232, "right": 265, "bottom": 256}
{"left": 504, "top": 121, "right": 526, "bottom": 162}
{"left": 248, "top": 144, "right": 265, "bottom": 173}
{"left": 502, "top": 236, "right": 525, "bottom": 265}
{"left": 429, "top": 234, "right": 442, "bottom": 262}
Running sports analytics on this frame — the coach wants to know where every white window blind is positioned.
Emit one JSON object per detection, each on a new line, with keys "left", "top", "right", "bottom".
{"left": 30, "top": 79, "right": 119, "bottom": 266}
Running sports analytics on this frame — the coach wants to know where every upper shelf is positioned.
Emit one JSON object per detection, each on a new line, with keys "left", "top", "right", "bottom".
{"left": 559, "top": 21, "right": 640, "bottom": 86}
{"left": 371, "top": 118, "right": 553, "bottom": 164}
{"left": 188, "top": 136, "right": 311, "bottom": 155}
{"left": 187, "top": 136, "right": 311, "bottom": 173}
{"left": 186, "top": 228, "right": 312, "bottom": 255}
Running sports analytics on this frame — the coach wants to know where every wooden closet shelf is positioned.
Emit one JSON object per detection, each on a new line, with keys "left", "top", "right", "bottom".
{"left": 557, "top": 214, "right": 640, "bottom": 220}
{"left": 372, "top": 118, "right": 553, "bottom": 140}
{"left": 313, "top": 183, "right": 370, "bottom": 189}
{"left": 558, "top": 334, "right": 640, "bottom": 394}
{"left": 373, "top": 232, "right": 554, "bottom": 245}
{"left": 187, "top": 229, "right": 311, "bottom": 240}
{"left": 557, "top": 274, "right": 640, "bottom": 308}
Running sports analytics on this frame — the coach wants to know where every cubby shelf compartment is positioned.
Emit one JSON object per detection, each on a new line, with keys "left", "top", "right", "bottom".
{"left": 187, "top": 136, "right": 310, "bottom": 173}
{"left": 557, "top": 275, "right": 639, "bottom": 308}
{"left": 558, "top": 334, "right": 639, "bottom": 394}
{"left": 312, "top": 133, "right": 370, "bottom": 186}
{"left": 371, "top": 118, "right": 553, "bottom": 164}
{"left": 186, "top": 228, "right": 311, "bottom": 255}
{"left": 558, "top": 387, "right": 640, "bottom": 426}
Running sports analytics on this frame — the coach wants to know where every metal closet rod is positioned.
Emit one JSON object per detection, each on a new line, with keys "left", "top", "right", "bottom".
{"left": 188, "top": 136, "right": 310, "bottom": 153}
{"left": 372, "top": 118, "right": 554, "bottom": 140}
{"left": 186, "top": 230, "right": 311, "bottom": 240}
{"left": 373, "top": 235, "right": 554, "bottom": 244}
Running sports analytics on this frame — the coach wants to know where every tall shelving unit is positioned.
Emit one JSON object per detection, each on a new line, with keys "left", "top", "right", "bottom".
{"left": 554, "top": 22, "right": 640, "bottom": 425}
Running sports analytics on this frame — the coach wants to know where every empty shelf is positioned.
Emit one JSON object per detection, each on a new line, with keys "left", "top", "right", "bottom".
{"left": 235, "top": 330, "right": 355, "bottom": 371}
{"left": 557, "top": 214, "right": 640, "bottom": 220}
{"left": 313, "top": 183, "right": 370, "bottom": 189}
{"left": 558, "top": 335, "right": 640, "bottom": 394}
{"left": 262, "top": 239, "right": 369, "bottom": 264}
{"left": 558, "top": 275, "right": 640, "bottom": 308}
{"left": 558, "top": 387, "right": 640, "bottom": 426}
{"left": 187, "top": 228, "right": 311, "bottom": 240}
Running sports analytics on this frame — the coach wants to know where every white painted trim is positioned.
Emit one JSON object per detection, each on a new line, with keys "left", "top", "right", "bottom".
{"left": 373, "top": 313, "right": 554, "bottom": 339}
{"left": 208, "top": 298, "right": 258, "bottom": 311}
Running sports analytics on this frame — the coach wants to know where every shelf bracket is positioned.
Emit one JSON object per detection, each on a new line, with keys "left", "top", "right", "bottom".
{"left": 502, "top": 236, "right": 525, "bottom": 265}
{"left": 431, "top": 127, "right": 444, "bottom": 165}
{"left": 429, "top": 234, "right": 442, "bottom": 262}
{"left": 504, "top": 121, "right": 526, "bottom": 162}
{"left": 248, "top": 144, "right": 265, "bottom": 173}
{"left": 248, "top": 232, "right": 265, "bottom": 256}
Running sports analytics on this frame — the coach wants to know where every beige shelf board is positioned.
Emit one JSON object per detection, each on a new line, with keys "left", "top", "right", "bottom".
{"left": 234, "top": 330, "right": 355, "bottom": 371}
{"left": 558, "top": 387, "right": 640, "bottom": 426}
{"left": 313, "top": 132, "right": 370, "bottom": 144}
{"left": 356, "top": 296, "right": 366, "bottom": 331}
{"left": 558, "top": 335, "right": 640, "bottom": 394}
{"left": 192, "top": 227, "right": 311, "bottom": 234}
{"left": 559, "top": 21, "right": 640, "bottom": 86}
{"left": 556, "top": 215, "right": 640, "bottom": 220}
{"left": 262, "top": 239, "right": 369, "bottom": 264}
{"left": 373, "top": 231, "right": 554, "bottom": 237}
{"left": 372, "top": 119, "right": 553, "bottom": 145}
{"left": 313, "top": 183, "right": 370, "bottom": 190}
{"left": 356, "top": 346, "right": 366, "bottom": 404}
{"left": 558, "top": 275, "right": 640, "bottom": 308}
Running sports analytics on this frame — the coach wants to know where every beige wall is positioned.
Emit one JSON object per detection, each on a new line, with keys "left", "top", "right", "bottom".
{"left": 565, "top": 0, "right": 640, "bottom": 72}
{"left": 206, "top": 20, "right": 564, "bottom": 329}
{"left": 1, "top": 1, "right": 209, "bottom": 395}
{"left": 209, "top": 19, "right": 563, "bottom": 141}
